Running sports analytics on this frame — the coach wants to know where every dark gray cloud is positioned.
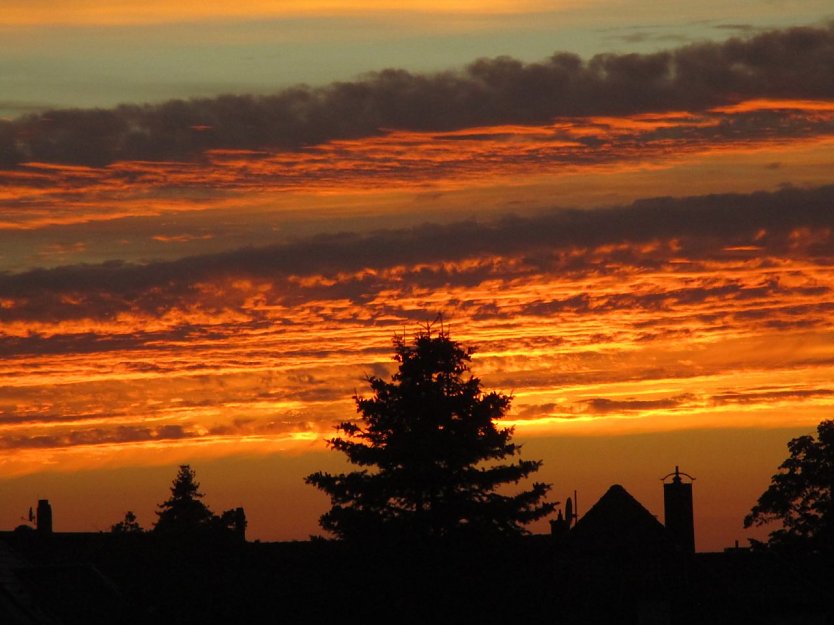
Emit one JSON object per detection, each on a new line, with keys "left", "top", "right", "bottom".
{"left": 0, "top": 424, "right": 191, "bottom": 450}
{"left": 582, "top": 395, "right": 696, "bottom": 414}
{"left": 1, "top": 23, "right": 833, "bottom": 167}
{"left": 511, "top": 393, "right": 696, "bottom": 420}
{"left": 514, "top": 403, "right": 561, "bottom": 420}
{"left": 710, "top": 388, "right": 834, "bottom": 405}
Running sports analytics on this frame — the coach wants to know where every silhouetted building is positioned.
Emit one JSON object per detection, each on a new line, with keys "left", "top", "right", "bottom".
{"left": 549, "top": 510, "right": 569, "bottom": 540}
{"left": 559, "top": 484, "right": 681, "bottom": 557}
{"left": 662, "top": 466, "right": 695, "bottom": 553}
{"left": 553, "top": 484, "right": 697, "bottom": 624}
{"left": 35, "top": 501, "right": 52, "bottom": 536}
{"left": 0, "top": 538, "right": 140, "bottom": 625}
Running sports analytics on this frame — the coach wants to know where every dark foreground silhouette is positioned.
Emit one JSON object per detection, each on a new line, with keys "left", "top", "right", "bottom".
{"left": 4, "top": 412, "right": 833, "bottom": 624}
{"left": 2, "top": 487, "right": 833, "bottom": 625}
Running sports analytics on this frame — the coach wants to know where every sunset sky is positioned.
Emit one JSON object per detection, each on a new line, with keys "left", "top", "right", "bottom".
{"left": 1, "top": 1, "right": 834, "bottom": 551}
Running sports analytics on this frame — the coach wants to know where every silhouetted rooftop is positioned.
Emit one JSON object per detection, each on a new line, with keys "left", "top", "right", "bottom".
{"left": 560, "top": 484, "right": 680, "bottom": 556}
{"left": 2, "top": 525, "right": 833, "bottom": 624}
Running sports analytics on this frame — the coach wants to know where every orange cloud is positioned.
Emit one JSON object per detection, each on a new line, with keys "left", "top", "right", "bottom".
{"left": 1, "top": 184, "right": 833, "bottom": 477}
{"left": 2, "top": 100, "right": 834, "bottom": 232}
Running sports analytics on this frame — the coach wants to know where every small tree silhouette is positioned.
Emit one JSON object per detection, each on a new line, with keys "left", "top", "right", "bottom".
{"left": 215, "top": 507, "right": 248, "bottom": 541}
{"left": 306, "top": 325, "right": 555, "bottom": 540}
{"left": 154, "top": 465, "right": 214, "bottom": 534}
{"left": 744, "top": 419, "right": 834, "bottom": 552}
{"left": 111, "top": 510, "right": 143, "bottom": 534}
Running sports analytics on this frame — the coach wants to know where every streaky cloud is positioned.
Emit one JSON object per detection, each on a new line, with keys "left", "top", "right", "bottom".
{"left": 582, "top": 395, "right": 697, "bottom": 414}
{"left": 0, "top": 424, "right": 192, "bottom": 450}
{"left": 710, "top": 388, "right": 834, "bottom": 405}
{"left": 0, "top": 184, "right": 832, "bottom": 325}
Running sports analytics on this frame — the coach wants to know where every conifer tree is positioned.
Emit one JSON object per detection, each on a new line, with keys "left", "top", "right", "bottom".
{"left": 306, "top": 326, "right": 555, "bottom": 540}
{"left": 154, "top": 464, "right": 214, "bottom": 534}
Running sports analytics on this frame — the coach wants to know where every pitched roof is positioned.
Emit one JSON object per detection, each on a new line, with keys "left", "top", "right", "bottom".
{"left": 560, "top": 484, "right": 679, "bottom": 556}
{"left": 0, "top": 541, "right": 59, "bottom": 625}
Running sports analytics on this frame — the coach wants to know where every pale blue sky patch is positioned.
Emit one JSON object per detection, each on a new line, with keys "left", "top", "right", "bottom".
{"left": 1, "top": 3, "right": 831, "bottom": 117}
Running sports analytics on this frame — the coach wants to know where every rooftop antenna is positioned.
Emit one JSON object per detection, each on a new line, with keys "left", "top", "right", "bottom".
{"left": 20, "top": 507, "right": 35, "bottom": 526}
{"left": 564, "top": 490, "right": 579, "bottom": 528}
{"left": 661, "top": 465, "right": 695, "bottom": 485}
{"left": 550, "top": 489, "right": 579, "bottom": 539}
{"left": 573, "top": 489, "right": 579, "bottom": 526}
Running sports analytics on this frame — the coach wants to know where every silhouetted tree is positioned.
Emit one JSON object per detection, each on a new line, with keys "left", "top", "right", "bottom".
{"left": 213, "top": 507, "right": 248, "bottom": 541}
{"left": 154, "top": 465, "right": 214, "bottom": 534}
{"left": 111, "top": 510, "right": 143, "bottom": 534}
{"left": 744, "top": 419, "right": 834, "bottom": 552}
{"left": 306, "top": 325, "right": 555, "bottom": 540}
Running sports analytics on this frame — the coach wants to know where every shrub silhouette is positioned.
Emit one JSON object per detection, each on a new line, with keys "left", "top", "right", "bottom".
{"left": 111, "top": 510, "right": 143, "bottom": 534}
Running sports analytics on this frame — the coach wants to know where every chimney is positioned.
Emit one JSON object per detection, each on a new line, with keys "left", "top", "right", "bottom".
{"left": 662, "top": 466, "right": 695, "bottom": 553}
{"left": 36, "top": 499, "right": 53, "bottom": 535}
